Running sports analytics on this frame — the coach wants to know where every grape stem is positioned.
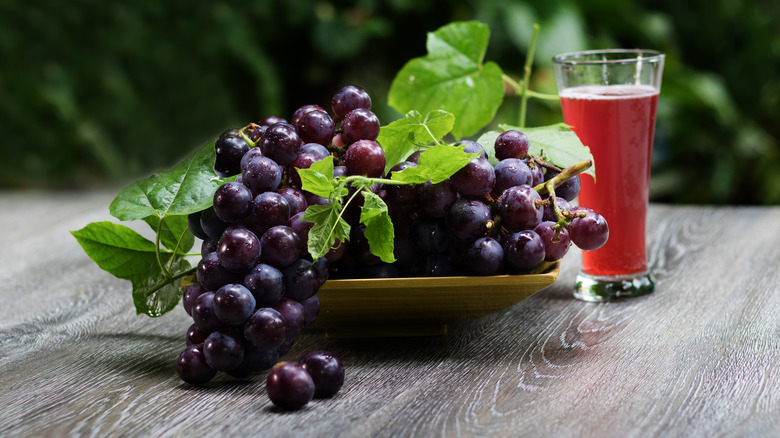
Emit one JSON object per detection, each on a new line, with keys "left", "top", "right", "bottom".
{"left": 153, "top": 218, "right": 171, "bottom": 278}
{"left": 143, "top": 266, "right": 197, "bottom": 298}
{"left": 534, "top": 159, "right": 593, "bottom": 226}
{"left": 501, "top": 23, "right": 560, "bottom": 128}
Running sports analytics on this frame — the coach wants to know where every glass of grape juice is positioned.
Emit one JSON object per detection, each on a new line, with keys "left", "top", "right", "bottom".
{"left": 552, "top": 49, "right": 665, "bottom": 302}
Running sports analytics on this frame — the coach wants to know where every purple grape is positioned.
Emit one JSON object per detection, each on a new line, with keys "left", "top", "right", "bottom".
{"left": 191, "top": 291, "right": 226, "bottom": 332}
{"left": 240, "top": 147, "right": 264, "bottom": 172}
{"left": 295, "top": 109, "right": 335, "bottom": 146}
{"left": 304, "top": 191, "right": 328, "bottom": 206}
{"left": 311, "top": 257, "right": 329, "bottom": 285}
{"left": 283, "top": 259, "right": 320, "bottom": 302}
{"left": 299, "top": 351, "right": 345, "bottom": 398}
{"left": 183, "top": 282, "right": 206, "bottom": 316}
{"left": 526, "top": 159, "right": 544, "bottom": 186}
{"left": 345, "top": 139, "right": 385, "bottom": 178}
{"left": 260, "top": 122, "right": 302, "bottom": 166}
{"left": 196, "top": 251, "right": 243, "bottom": 291}
{"left": 215, "top": 134, "right": 250, "bottom": 176}
{"left": 266, "top": 362, "right": 315, "bottom": 410}
{"left": 331, "top": 85, "right": 371, "bottom": 120}
{"left": 246, "top": 345, "right": 281, "bottom": 373}
{"left": 450, "top": 156, "right": 495, "bottom": 197}
{"left": 259, "top": 115, "right": 287, "bottom": 126}
{"left": 466, "top": 237, "right": 504, "bottom": 275}
{"left": 341, "top": 108, "right": 380, "bottom": 143}
{"left": 250, "top": 125, "right": 267, "bottom": 142}
{"left": 276, "top": 187, "right": 308, "bottom": 217}
{"left": 299, "top": 143, "right": 330, "bottom": 160}
{"left": 406, "top": 150, "right": 423, "bottom": 164}
{"left": 502, "top": 230, "right": 545, "bottom": 272}
{"left": 301, "top": 294, "right": 320, "bottom": 327}
{"left": 242, "top": 155, "right": 282, "bottom": 195}
{"left": 495, "top": 130, "right": 530, "bottom": 160}
{"left": 445, "top": 198, "right": 492, "bottom": 242}
{"left": 188, "top": 211, "right": 209, "bottom": 240}
{"left": 534, "top": 221, "right": 572, "bottom": 261}
{"left": 185, "top": 323, "right": 210, "bottom": 347}
{"left": 455, "top": 140, "right": 488, "bottom": 159}
{"left": 261, "top": 226, "right": 301, "bottom": 269}
{"left": 198, "top": 207, "right": 229, "bottom": 240}
{"left": 291, "top": 104, "right": 325, "bottom": 127}
{"left": 213, "top": 283, "right": 257, "bottom": 325}
{"left": 217, "top": 226, "right": 261, "bottom": 273}
{"left": 243, "top": 263, "right": 285, "bottom": 307}
{"left": 213, "top": 182, "right": 253, "bottom": 224}
{"left": 493, "top": 158, "right": 533, "bottom": 195}
{"left": 288, "top": 212, "right": 314, "bottom": 257}
{"left": 176, "top": 345, "right": 216, "bottom": 385}
{"left": 243, "top": 308, "right": 287, "bottom": 351}
{"left": 569, "top": 207, "right": 609, "bottom": 251}
{"left": 272, "top": 297, "right": 306, "bottom": 339}
{"left": 229, "top": 345, "right": 280, "bottom": 377}
{"left": 203, "top": 330, "right": 245, "bottom": 372}
{"left": 249, "top": 192, "right": 291, "bottom": 233}
{"left": 333, "top": 165, "right": 348, "bottom": 178}
{"left": 385, "top": 161, "right": 418, "bottom": 205}
{"left": 416, "top": 179, "right": 457, "bottom": 218}
{"left": 497, "top": 185, "right": 543, "bottom": 231}
{"left": 200, "top": 238, "right": 217, "bottom": 259}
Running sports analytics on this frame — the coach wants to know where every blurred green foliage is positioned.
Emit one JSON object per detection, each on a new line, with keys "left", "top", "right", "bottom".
{"left": 1, "top": 0, "right": 778, "bottom": 204}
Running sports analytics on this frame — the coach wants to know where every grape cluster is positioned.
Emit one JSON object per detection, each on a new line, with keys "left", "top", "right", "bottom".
{"left": 175, "top": 83, "right": 608, "bottom": 408}
{"left": 176, "top": 85, "right": 381, "bottom": 402}
{"left": 328, "top": 130, "right": 609, "bottom": 278}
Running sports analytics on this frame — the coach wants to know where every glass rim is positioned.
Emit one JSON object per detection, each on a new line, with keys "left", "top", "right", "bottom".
{"left": 553, "top": 49, "right": 665, "bottom": 65}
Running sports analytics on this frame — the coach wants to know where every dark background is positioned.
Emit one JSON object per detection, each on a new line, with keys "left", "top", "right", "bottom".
{"left": 2, "top": 0, "right": 778, "bottom": 204}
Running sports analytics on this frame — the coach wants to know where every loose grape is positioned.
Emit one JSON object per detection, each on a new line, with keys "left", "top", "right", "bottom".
{"left": 299, "top": 351, "right": 345, "bottom": 398}
{"left": 266, "top": 362, "right": 315, "bottom": 410}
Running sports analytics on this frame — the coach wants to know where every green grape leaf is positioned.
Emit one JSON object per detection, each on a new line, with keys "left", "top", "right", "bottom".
{"left": 302, "top": 203, "right": 351, "bottom": 261}
{"left": 391, "top": 144, "right": 479, "bottom": 184}
{"left": 71, "top": 222, "right": 190, "bottom": 317}
{"left": 477, "top": 123, "right": 596, "bottom": 179}
{"left": 388, "top": 21, "right": 505, "bottom": 138}
{"left": 360, "top": 191, "right": 395, "bottom": 263}
{"left": 143, "top": 214, "right": 194, "bottom": 254}
{"left": 377, "top": 110, "right": 455, "bottom": 172}
{"left": 298, "top": 155, "right": 336, "bottom": 199}
{"left": 109, "top": 141, "right": 221, "bottom": 221}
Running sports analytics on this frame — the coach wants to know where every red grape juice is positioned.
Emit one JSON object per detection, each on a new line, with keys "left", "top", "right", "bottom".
{"left": 559, "top": 84, "right": 659, "bottom": 277}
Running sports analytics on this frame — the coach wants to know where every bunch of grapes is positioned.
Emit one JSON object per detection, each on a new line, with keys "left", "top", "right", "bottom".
{"left": 174, "top": 83, "right": 608, "bottom": 409}
{"left": 329, "top": 129, "right": 609, "bottom": 279}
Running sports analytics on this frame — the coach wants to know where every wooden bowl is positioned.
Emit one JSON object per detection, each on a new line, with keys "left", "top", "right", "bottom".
{"left": 311, "top": 261, "right": 560, "bottom": 338}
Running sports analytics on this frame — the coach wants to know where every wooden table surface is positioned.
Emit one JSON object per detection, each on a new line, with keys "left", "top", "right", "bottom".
{"left": 2, "top": 191, "right": 780, "bottom": 437}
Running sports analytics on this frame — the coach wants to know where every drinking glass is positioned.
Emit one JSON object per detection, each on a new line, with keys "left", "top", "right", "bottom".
{"left": 552, "top": 49, "right": 665, "bottom": 302}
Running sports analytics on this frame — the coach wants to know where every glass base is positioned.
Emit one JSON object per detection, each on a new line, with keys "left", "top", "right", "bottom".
{"left": 573, "top": 271, "right": 655, "bottom": 302}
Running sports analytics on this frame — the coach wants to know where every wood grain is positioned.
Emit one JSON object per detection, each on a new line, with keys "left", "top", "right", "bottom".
{"left": 1, "top": 192, "right": 779, "bottom": 437}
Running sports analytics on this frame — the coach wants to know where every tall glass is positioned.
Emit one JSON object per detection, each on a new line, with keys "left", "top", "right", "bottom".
{"left": 552, "top": 49, "right": 665, "bottom": 302}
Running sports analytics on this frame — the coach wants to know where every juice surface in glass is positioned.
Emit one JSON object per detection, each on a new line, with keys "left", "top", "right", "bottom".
{"left": 560, "top": 84, "right": 659, "bottom": 277}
